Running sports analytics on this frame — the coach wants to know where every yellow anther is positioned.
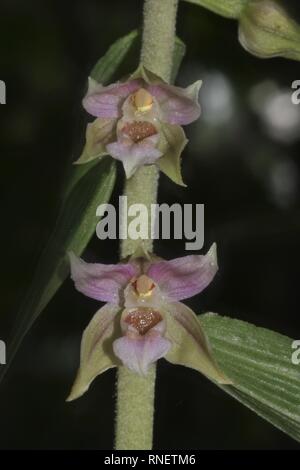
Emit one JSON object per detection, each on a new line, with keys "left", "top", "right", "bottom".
{"left": 132, "top": 275, "right": 155, "bottom": 297}
{"left": 133, "top": 88, "right": 153, "bottom": 112}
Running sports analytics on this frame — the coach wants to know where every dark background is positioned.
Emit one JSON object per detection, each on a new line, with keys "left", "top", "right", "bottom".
{"left": 0, "top": 0, "right": 300, "bottom": 449}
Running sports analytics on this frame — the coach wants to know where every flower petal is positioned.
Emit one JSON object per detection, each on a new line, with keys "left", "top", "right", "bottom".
{"left": 164, "top": 302, "right": 231, "bottom": 384}
{"left": 147, "top": 244, "right": 218, "bottom": 302}
{"left": 83, "top": 78, "right": 142, "bottom": 118}
{"left": 157, "top": 123, "right": 188, "bottom": 187}
{"left": 69, "top": 252, "right": 138, "bottom": 303}
{"left": 107, "top": 134, "right": 162, "bottom": 179}
{"left": 75, "top": 118, "right": 116, "bottom": 164}
{"left": 113, "top": 324, "right": 171, "bottom": 375}
{"left": 148, "top": 80, "right": 202, "bottom": 125}
{"left": 66, "top": 303, "right": 120, "bottom": 401}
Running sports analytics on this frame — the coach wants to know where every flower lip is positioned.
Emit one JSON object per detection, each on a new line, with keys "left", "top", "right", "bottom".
{"left": 124, "top": 307, "right": 163, "bottom": 336}
{"left": 122, "top": 121, "right": 157, "bottom": 143}
{"left": 133, "top": 88, "right": 154, "bottom": 112}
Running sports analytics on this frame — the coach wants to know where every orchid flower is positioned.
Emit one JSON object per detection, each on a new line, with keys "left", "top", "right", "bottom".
{"left": 75, "top": 66, "right": 201, "bottom": 185}
{"left": 67, "top": 244, "right": 231, "bottom": 402}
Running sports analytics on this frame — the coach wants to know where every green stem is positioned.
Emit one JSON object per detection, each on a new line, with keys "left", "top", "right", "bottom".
{"left": 114, "top": 0, "right": 179, "bottom": 451}
{"left": 120, "top": 165, "right": 159, "bottom": 260}
{"left": 141, "top": 0, "right": 178, "bottom": 83}
{"left": 114, "top": 366, "right": 156, "bottom": 450}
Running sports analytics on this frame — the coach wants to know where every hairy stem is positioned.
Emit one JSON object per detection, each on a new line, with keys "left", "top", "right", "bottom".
{"left": 120, "top": 165, "right": 159, "bottom": 259}
{"left": 115, "top": 0, "right": 179, "bottom": 451}
{"left": 114, "top": 366, "right": 156, "bottom": 450}
{"left": 141, "top": 0, "right": 178, "bottom": 83}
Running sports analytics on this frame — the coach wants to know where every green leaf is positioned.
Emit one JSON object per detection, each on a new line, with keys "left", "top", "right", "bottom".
{"left": 1, "top": 159, "right": 116, "bottom": 383}
{"left": 63, "top": 159, "right": 100, "bottom": 201}
{"left": 90, "top": 29, "right": 139, "bottom": 83}
{"left": 182, "top": 0, "right": 248, "bottom": 19}
{"left": 200, "top": 313, "right": 300, "bottom": 442}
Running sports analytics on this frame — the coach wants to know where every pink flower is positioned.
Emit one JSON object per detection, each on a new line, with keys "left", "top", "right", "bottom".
{"left": 75, "top": 66, "right": 201, "bottom": 184}
{"left": 67, "top": 244, "right": 231, "bottom": 401}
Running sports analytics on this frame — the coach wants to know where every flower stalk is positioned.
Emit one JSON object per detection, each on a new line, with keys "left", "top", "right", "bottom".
{"left": 115, "top": 0, "right": 179, "bottom": 450}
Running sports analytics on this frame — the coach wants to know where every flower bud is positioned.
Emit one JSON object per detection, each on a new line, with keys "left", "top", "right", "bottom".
{"left": 239, "top": 0, "right": 300, "bottom": 61}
